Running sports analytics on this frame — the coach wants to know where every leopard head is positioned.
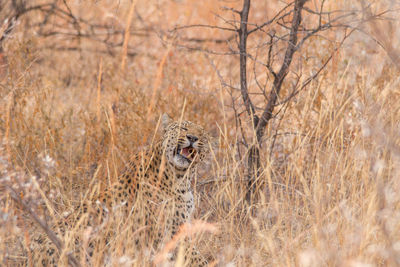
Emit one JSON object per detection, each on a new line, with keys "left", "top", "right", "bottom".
{"left": 161, "top": 113, "right": 210, "bottom": 170}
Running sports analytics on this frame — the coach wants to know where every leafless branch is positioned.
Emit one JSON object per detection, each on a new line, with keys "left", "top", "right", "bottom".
{"left": 281, "top": 29, "right": 354, "bottom": 105}
{"left": 171, "top": 24, "right": 236, "bottom": 32}
{"left": 221, "top": 6, "right": 241, "bottom": 15}
{"left": 255, "top": 0, "right": 307, "bottom": 143}
{"left": 6, "top": 186, "right": 80, "bottom": 267}
{"left": 0, "top": 1, "right": 151, "bottom": 56}
{"left": 239, "top": 0, "right": 257, "bottom": 126}
{"left": 167, "top": 0, "right": 366, "bottom": 199}
{"left": 0, "top": 3, "right": 55, "bottom": 46}
{"left": 248, "top": 2, "right": 293, "bottom": 35}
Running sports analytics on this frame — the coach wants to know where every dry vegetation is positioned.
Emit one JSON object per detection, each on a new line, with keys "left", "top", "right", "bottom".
{"left": 1, "top": 0, "right": 400, "bottom": 266}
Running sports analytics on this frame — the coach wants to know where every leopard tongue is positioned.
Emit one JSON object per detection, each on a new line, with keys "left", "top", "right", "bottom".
{"left": 181, "top": 147, "right": 192, "bottom": 158}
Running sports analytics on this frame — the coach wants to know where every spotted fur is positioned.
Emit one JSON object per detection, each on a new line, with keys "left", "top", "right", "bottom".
{"left": 30, "top": 114, "right": 210, "bottom": 266}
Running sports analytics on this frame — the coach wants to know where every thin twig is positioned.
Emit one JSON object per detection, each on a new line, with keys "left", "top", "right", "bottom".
{"left": 6, "top": 186, "right": 80, "bottom": 267}
{"left": 255, "top": 0, "right": 307, "bottom": 143}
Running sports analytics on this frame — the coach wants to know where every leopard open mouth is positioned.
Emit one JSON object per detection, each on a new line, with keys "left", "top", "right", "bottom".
{"left": 176, "top": 146, "right": 197, "bottom": 162}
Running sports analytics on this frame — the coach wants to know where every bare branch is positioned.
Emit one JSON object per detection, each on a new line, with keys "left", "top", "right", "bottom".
{"left": 248, "top": 2, "right": 293, "bottom": 35}
{"left": 0, "top": 3, "right": 54, "bottom": 45}
{"left": 6, "top": 186, "right": 80, "bottom": 267}
{"left": 295, "top": 12, "right": 355, "bottom": 51}
{"left": 180, "top": 35, "right": 235, "bottom": 44}
{"left": 171, "top": 24, "right": 236, "bottom": 32}
{"left": 255, "top": 0, "right": 307, "bottom": 143}
{"left": 221, "top": 6, "right": 241, "bottom": 15}
{"left": 239, "top": 0, "right": 257, "bottom": 125}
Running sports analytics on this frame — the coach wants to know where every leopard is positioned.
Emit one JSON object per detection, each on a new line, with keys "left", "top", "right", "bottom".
{"left": 29, "top": 113, "right": 212, "bottom": 266}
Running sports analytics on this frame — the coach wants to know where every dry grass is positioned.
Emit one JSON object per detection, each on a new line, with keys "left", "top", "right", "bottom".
{"left": 1, "top": 0, "right": 400, "bottom": 266}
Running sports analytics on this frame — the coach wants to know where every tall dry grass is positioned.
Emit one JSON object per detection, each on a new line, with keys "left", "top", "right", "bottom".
{"left": 1, "top": 0, "right": 400, "bottom": 266}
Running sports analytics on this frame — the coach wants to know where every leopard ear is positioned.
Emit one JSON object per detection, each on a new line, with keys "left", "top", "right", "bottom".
{"left": 161, "top": 113, "right": 172, "bottom": 130}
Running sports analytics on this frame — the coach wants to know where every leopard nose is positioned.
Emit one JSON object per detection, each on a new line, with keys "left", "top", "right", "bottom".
{"left": 186, "top": 134, "right": 198, "bottom": 143}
